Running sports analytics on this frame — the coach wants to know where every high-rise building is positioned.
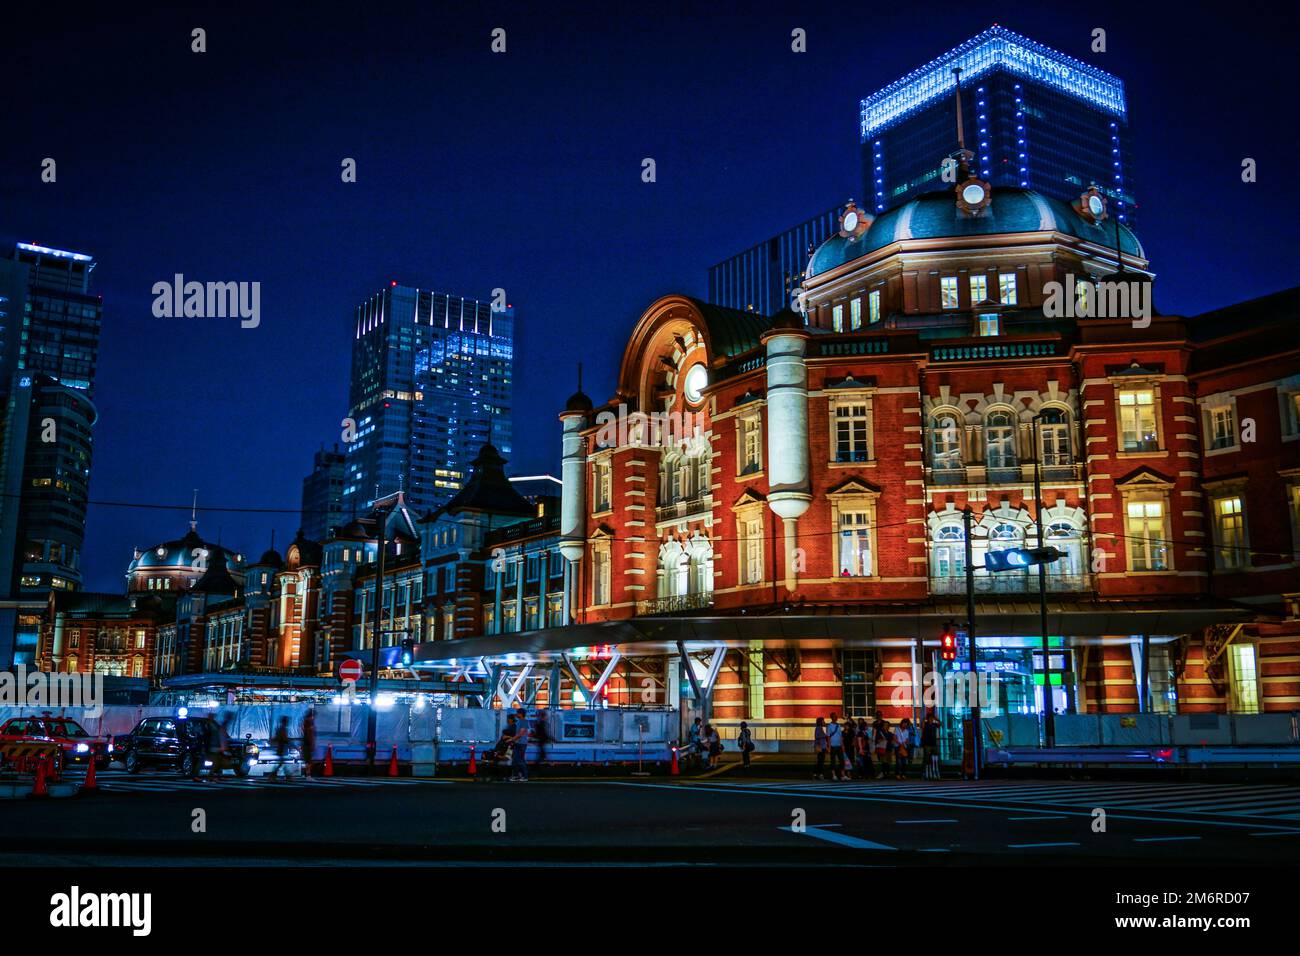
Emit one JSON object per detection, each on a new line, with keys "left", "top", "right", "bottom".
{"left": 707, "top": 205, "right": 845, "bottom": 316}
{"left": 300, "top": 444, "right": 346, "bottom": 541}
{"left": 0, "top": 243, "right": 103, "bottom": 665}
{"left": 340, "top": 283, "right": 513, "bottom": 518}
{"left": 861, "top": 25, "right": 1135, "bottom": 225}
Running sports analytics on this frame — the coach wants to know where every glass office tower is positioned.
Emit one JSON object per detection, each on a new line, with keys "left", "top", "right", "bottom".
{"left": 861, "top": 26, "right": 1135, "bottom": 225}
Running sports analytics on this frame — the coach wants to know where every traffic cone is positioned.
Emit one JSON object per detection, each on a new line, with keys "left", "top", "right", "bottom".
{"left": 82, "top": 753, "right": 98, "bottom": 792}
{"left": 670, "top": 746, "right": 680, "bottom": 776}
{"left": 467, "top": 745, "right": 477, "bottom": 778}
{"left": 323, "top": 745, "right": 334, "bottom": 777}
{"left": 387, "top": 746, "right": 399, "bottom": 777}
{"left": 30, "top": 755, "right": 49, "bottom": 798}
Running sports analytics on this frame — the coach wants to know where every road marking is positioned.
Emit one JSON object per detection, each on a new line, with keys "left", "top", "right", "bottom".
{"left": 779, "top": 825, "right": 895, "bottom": 850}
{"left": 1250, "top": 830, "right": 1300, "bottom": 838}
{"left": 1006, "top": 815, "right": 1070, "bottom": 821}
{"left": 1007, "top": 842, "right": 1080, "bottom": 849}
{"left": 894, "top": 818, "right": 958, "bottom": 824}
{"left": 1132, "top": 836, "right": 1201, "bottom": 843}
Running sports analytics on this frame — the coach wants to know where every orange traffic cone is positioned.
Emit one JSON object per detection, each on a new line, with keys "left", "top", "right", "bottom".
{"left": 387, "top": 746, "right": 399, "bottom": 777}
{"left": 467, "top": 745, "right": 477, "bottom": 778}
{"left": 323, "top": 745, "right": 334, "bottom": 777}
{"left": 82, "top": 753, "right": 98, "bottom": 792}
{"left": 670, "top": 746, "right": 680, "bottom": 776}
{"left": 30, "top": 755, "right": 49, "bottom": 798}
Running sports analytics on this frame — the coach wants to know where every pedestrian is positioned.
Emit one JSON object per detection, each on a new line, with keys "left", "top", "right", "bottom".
{"left": 813, "top": 716, "right": 828, "bottom": 779}
{"left": 895, "top": 717, "right": 913, "bottom": 780}
{"left": 826, "top": 711, "right": 845, "bottom": 781}
{"left": 688, "top": 717, "right": 703, "bottom": 770}
{"left": 510, "top": 711, "right": 530, "bottom": 782}
{"left": 704, "top": 724, "right": 722, "bottom": 769}
{"left": 189, "top": 718, "right": 210, "bottom": 782}
{"left": 300, "top": 708, "right": 316, "bottom": 779}
{"left": 532, "top": 707, "right": 551, "bottom": 770}
{"left": 270, "top": 716, "right": 292, "bottom": 780}
{"left": 856, "top": 717, "right": 874, "bottom": 779}
{"left": 496, "top": 715, "right": 517, "bottom": 782}
{"left": 736, "top": 721, "right": 754, "bottom": 771}
{"left": 873, "top": 713, "right": 890, "bottom": 780}
{"left": 921, "top": 709, "right": 941, "bottom": 781}
{"left": 842, "top": 715, "right": 857, "bottom": 777}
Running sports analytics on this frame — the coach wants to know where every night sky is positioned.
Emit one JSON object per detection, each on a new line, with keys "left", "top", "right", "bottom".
{"left": 2, "top": 1, "right": 1296, "bottom": 592}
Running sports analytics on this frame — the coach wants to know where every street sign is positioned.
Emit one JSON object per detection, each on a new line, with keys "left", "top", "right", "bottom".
{"left": 339, "top": 659, "right": 364, "bottom": 683}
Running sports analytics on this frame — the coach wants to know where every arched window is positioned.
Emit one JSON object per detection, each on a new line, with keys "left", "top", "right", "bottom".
{"left": 1038, "top": 407, "right": 1071, "bottom": 466}
{"left": 985, "top": 411, "right": 1018, "bottom": 468}
{"left": 932, "top": 524, "right": 965, "bottom": 578}
{"left": 1045, "top": 520, "right": 1084, "bottom": 579}
{"left": 931, "top": 413, "right": 962, "bottom": 469}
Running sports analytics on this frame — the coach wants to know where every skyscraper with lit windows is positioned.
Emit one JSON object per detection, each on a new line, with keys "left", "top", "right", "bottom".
{"left": 338, "top": 283, "right": 513, "bottom": 521}
{"left": 861, "top": 25, "right": 1136, "bottom": 225}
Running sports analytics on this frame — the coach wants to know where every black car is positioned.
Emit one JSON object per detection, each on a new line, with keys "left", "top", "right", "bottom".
{"left": 112, "top": 716, "right": 260, "bottom": 776}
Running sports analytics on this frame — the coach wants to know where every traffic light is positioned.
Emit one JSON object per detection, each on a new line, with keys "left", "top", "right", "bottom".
{"left": 400, "top": 638, "right": 415, "bottom": 667}
{"left": 941, "top": 622, "right": 957, "bottom": 662}
{"left": 983, "top": 546, "right": 1064, "bottom": 572}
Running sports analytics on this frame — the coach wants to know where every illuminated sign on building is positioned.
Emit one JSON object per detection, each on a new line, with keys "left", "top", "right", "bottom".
{"left": 860, "top": 25, "right": 1126, "bottom": 139}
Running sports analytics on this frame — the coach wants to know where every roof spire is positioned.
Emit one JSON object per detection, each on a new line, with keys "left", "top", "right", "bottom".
{"left": 1114, "top": 212, "right": 1125, "bottom": 275}
{"left": 951, "top": 67, "right": 973, "bottom": 179}
{"left": 190, "top": 489, "right": 198, "bottom": 532}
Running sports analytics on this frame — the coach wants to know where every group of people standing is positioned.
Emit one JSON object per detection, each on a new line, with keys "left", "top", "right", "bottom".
{"left": 813, "top": 709, "right": 942, "bottom": 781}
{"left": 494, "top": 708, "right": 552, "bottom": 781}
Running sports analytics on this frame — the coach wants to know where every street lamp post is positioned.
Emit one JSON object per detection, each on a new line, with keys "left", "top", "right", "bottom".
{"left": 963, "top": 505, "right": 980, "bottom": 779}
{"left": 1031, "top": 413, "right": 1055, "bottom": 749}
{"left": 366, "top": 504, "right": 389, "bottom": 771}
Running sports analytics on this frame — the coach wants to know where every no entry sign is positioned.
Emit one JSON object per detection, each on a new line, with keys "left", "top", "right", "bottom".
{"left": 339, "top": 659, "right": 364, "bottom": 683}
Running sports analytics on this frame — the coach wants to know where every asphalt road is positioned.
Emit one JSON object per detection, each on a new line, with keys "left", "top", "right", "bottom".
{"left": 3, "top": 768, "right": 1299, "bottom": 865}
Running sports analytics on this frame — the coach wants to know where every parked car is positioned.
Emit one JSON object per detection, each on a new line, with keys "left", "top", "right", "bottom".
{"left": 112, "top": 715, "right": 263, "bottom": 776}
{"left": 0, "top": 715, "right": 111, "bottom": 771}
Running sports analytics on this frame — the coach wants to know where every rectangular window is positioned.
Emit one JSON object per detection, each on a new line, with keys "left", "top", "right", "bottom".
{"left": 969, "top": 275, "right": 988, "bottom": 304}
{"left": 849, "top": 298, "right": 862, "bottom": 330}
{"left": 503, "top": 601, "right": 518, "bottom": 632}
{"left": 546, "top": 594, "right": 563, "bottom": 627}
{"left": 738, "top": 416, "right": 762, "bottom": 475}
{"left": 741, "top": 518, "right": 764, "bottom": 585}
{"left": 594, "top": 460, "right": 612, "bottom": 511}
{"left": 1075, "top": 279, "right": 1091, "bottom": 313}
{"left": 746, "top": 652, "right": 765, "bottom": 720}
{"left": 834, "top": 403, "right": 870, "bottom": 462}
{"left": 524, "top": 598, "right": 539, "bottom": 630}
{"left": 135, "top": 629, "right": 146, "bottom": 650}
{"left": 592, "top": 549, "right": 611, "bottom": 605}
{"left": 1125, "top": 500, "right": 1168, "bottom": 571}
{"left": 444, "top": 607, "right": 455, "bottom": 640}
{"left": 999, "top": 272, "right": 1018, "bottom": 305}
{"left": 837, "top": 511, "right": 872, "bottom": 577}
{"left": 483, "top": 606, "right": 496, "bottom": 636}
{"left": 832, "top": 304, "right": 844, "bottom": 332}
{"left": 978, "top": 314, "right": 1000, "bottom": 337}
{"left": 526, "top": 555, "right": 540, "bottom": 581}
{"left": 1148, "top": 644, "right": 1178, "bottom": 715}
{"left": 940, "top": 276, "right": 959, "bottom": 309}
{"left": 1118, "top": 389, "right": 1159, "bottom": 451}
{"left": 1208, "top": 405, "right": 1236, "bottom": 450}
{"left": 868, "top": 290, "right": 881, "bottom": 323}
{"left": 1213, "top": 496, "right": 1246, "bottom": 570}
{"left": 1229, "top": 644, "right": 1260, "bottom": 714}
{"left": 840, "top": 650, "right": 875, "bottom": 719}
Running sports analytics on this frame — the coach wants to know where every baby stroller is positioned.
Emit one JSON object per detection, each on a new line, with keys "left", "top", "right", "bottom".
{"left": 481, "top": 732, "right": 512, "bottom": 781}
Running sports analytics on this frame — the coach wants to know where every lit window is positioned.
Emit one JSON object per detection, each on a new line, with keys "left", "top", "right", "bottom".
{"left": 1213, "top": 496, "right": 1246, "bottom": 570}
{"left": 1038, "top": 407, "right": 1071, "bottom": 465}
{"left": 969, "top": 275, "right": 988, "bottom": 304}
{"left": 1229, "top": 644, "right": 1260, "bottom": 714}
{"left": 1126, "top": 500, "right": 1168, "bottom": 571}
{"left": 592, "top": 549, "right": 611, "bottom": 605}
{"left": 849, "top": 298, "right": 862, "bottom": 330}
{"left": 1075, "top": 279, "right": 1091, "bottom": 313}
{"left": 594, "top": 460, "right": 612, "bottom": 511}
{"left": 932, "top": 525, "right": 965, "bottom": 578}
{"left": 868, "top": 290, "right": 881, "bottom": 323}
{"left": 738, "top": 415, "right": 762, "bottom": 475}
{"left": 1207, "top": 405, "right": 1236, "bottom": 450}
{"left": 837, "top": 512, "right": 872, "bottom": 577}
{"left": 985, "top": 411, "right": 1018, "bottom": 468}
{"left": 931, "top": 413, "right": 962, "bottom": 469}
{"left": 741, "top": 518, "right": 764, "bottom": 584}
{"left": 1118, "top": 389, "right": 1159, "bottom": 451}
{"left": 940, "top": 277, "right": 959, "bottom": 309}
{"left": 834, "top": 403, "right": 870, "bottom": 462}
{"left": 978, "top": 314, "right": 1000, "bottom": 336}
{"left": 999, "top": 273, "right": 1018, "bottom": 305}
{"left": 832, "top": 304, "right": 844, "bottom": 332}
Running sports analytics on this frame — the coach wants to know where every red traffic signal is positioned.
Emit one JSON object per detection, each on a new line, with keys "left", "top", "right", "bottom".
{"left": 941, "top": 623, "right": 958, "bottom": 662}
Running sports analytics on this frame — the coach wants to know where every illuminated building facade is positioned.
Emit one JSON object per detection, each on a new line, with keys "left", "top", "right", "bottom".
{"left": 300, "top": 444, "right": 346, "bottom": 542}
{"left": 861, "top": 26, "right": 1135, "bottom": 225}
{"left": 340, "top": 283, "right": 513, "bottom": 519}
{"left": 707, "top": 205, "right": 845, "bottom": 315}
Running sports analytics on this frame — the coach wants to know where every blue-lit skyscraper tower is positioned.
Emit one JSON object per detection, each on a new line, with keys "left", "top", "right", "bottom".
{"left": 861, "top": 26, "right": 1135, "bottom": 225}
{"left": 340, "top": 284, "right": 513, "bottom": 520}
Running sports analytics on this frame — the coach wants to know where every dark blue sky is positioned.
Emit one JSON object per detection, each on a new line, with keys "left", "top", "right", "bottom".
{"left": 3, "top": 1, "right": 1296, "bottom": 591}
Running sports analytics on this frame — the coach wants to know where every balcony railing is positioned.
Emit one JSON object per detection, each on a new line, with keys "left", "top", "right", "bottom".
{"left": 637, "top": 592, "right": 715, "bottom": 615}
{"left": 655, "top": 495, "right": 711, "bottom": 523}
{"left": 924, "top": 462, "right": 1083, "bottom": 485}
{"left": 930, "top": 574, "right": 1093, "bottom": 595}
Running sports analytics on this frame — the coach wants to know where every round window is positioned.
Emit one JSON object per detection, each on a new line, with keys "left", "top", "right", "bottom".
{"left": 683, "top": 364, "right": 708, "bottom": 404}
{"left": 961, "top": 183, "right": 986, "bottom": 205}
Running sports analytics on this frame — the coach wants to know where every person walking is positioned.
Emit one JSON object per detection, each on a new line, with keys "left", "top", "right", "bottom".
{"left": 300, "top": 708, "right": 316, "bottom": 779}
{"left": 826, "top": 711, "right": 845, "bottom": 781}
{"left": 736, "top": 721, "right": 754, "bottom": 772}
{"left": 188, "top": 718, "right": 210, "bottom": 782}
{"left": 842, "top": 715, "right": 857, "bottom": 778}
{"left": 872, "top": 713, "right": 890, "bottom": 780}
{"left": 688, "top": 717, "right": 704, "bottom": 770}
{"left": 894, "top": 717, "right": 913, "bottom": 780}
{"left": 813, "top": 716, "right": 828, "bottom": 779}
{"left": 704, "top": 724, "right": 722, "bottom": 769}
{"left": 532, "top": 708, "right": 551, "bottom": 772}
{"left": 270, "top": 716, "right": 293, "bottom": 781}
{"left": 856, "top": 717, "right": 874, "bottom": 780}
{"left": 921, "top": 709, "right": 941, "bottom": 781}
{"left": 509, "top": 711, "right": 530, "bottom": 782}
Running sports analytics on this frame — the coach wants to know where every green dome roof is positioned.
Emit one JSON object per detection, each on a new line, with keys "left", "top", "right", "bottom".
{"left": 807, "top": 187, "right": 1143, "bottom": 279}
